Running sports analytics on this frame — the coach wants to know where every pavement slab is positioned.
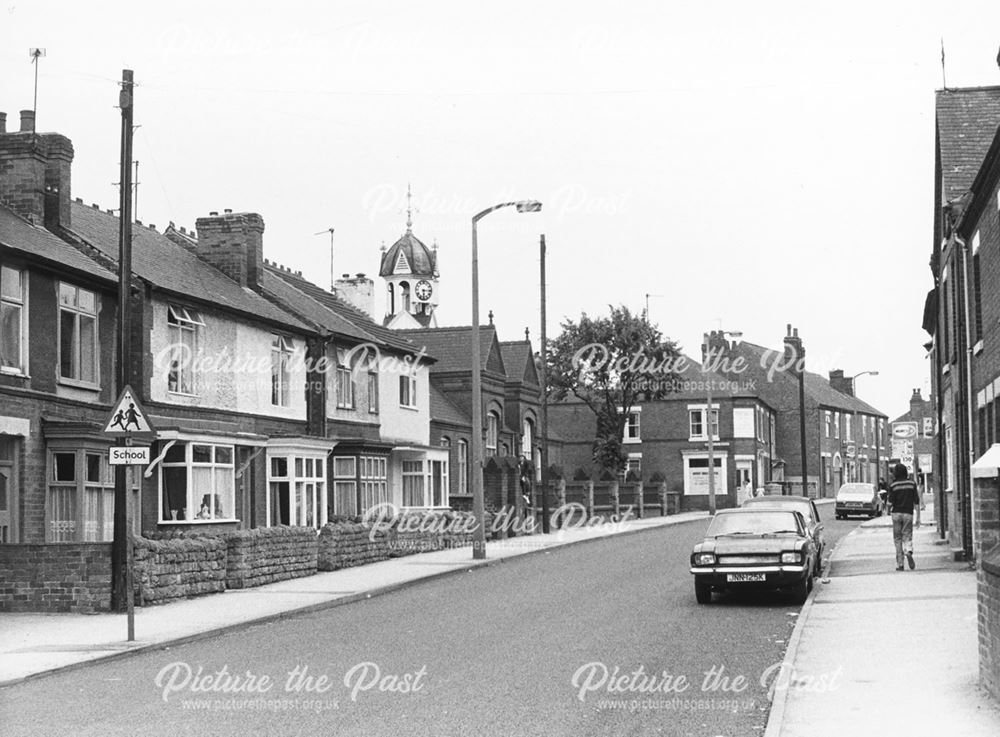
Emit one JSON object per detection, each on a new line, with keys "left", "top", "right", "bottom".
{"left": 771, "top": 510, "right": 1000, "bottom": 737}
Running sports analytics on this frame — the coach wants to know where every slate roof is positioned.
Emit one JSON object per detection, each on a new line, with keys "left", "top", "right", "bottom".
{"left": 266, "top": 265, "right": 422, "bottom": 355}
{"left": 738, "top": 341, "right": 885, "bottom": 417}
{"left": 398, "top": 326, "right": 502, "bottom": 374}
{"left": 499, "top": 341, "right": 538, "bottom": 386}
{"left": 0, "top": 205, "right": 117, "bottom": 283}
{"left": 428, "top": 384, "right": 470, "bottom": 426}
{"left": 261, "top": 268, "right": 375, "bottom": 343}
{"left": 378, "top": 231, "right": 437, "bottom": 277}
{"left": 936, "top": 86, "right": 1000, "bottom": 204}
{"left": 67, "top": 201, "right": 308, "bottom": 330}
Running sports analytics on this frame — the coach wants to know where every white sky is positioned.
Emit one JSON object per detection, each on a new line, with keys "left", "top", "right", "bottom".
{"left": 4, "top": 0, "right": 1000, "bottom": 419}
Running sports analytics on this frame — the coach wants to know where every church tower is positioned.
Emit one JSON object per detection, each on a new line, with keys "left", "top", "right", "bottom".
{"left": 380, "top": 185, "right": 439, "bottom": 328}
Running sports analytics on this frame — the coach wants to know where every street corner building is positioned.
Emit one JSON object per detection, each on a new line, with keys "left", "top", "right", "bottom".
{"left": 548, "top": 327, "right": 889, "bottom": 512}
{"left": 0, "top": 113, "right": 560, "bottom": 613}
{"left": 926, "top": 83, "right": 1000, "bottom": 701}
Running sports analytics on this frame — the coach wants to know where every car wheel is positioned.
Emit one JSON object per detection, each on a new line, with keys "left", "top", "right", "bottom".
{"left": 695, "top": 579, "right": 712, "bottom": 605}
{"left": 792, "top": 578, "right": 809, "bottom": 604}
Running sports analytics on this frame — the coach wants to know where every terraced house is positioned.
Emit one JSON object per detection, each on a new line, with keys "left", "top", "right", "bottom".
{"left": 0, "top": 114, "right": 445, "bottom": 554}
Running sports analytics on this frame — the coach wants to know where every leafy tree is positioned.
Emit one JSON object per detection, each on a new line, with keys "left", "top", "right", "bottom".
{"left": 547, "top": 305, "right": 682, "bottom": 472}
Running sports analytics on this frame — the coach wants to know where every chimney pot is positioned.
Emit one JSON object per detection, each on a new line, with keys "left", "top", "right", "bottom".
{"left": 342, "top": 273, "right": 350, "bottom": 278}
{"left": 224, "top": 208, "right": 232, "bottom": 214}
{"left": 0, "top": 112, "right": 6, "bottom": 134}
{"left": 19, "top": 110, "right": 35, "bottom": 132}
{"left": 356, "top": 273, "right": 365, "bottom": 279}
{"left": 786, "top": 324, "right": 792, "bottom": 336}
{"left": 209, "top": 211, "right": 218, "bottom": 216}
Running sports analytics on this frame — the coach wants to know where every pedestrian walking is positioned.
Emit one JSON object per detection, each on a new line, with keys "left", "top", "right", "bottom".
{"left": 886, "top": 463, "right": 920, "bottom": 571}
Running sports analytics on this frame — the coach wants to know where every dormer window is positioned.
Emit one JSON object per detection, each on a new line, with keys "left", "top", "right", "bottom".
{"left": 394, "top": 250, "right": 410, "bottom": 274}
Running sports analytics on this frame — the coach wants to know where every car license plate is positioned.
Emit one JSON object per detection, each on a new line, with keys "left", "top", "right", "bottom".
{"left": 727, "top": 573, "right": 766, "bottom": 582}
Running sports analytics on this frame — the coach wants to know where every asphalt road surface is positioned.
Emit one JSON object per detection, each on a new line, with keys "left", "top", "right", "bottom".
{"left": 0, "top": 508, "right": 860, "bottom": 737}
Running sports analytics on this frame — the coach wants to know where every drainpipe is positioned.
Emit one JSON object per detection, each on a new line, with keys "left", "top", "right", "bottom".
{"left": 958, "top": 235, "right": 977, "bottom": 559}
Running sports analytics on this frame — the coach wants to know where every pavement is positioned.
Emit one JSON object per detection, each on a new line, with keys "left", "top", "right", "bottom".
{"left": 0, "top": 510, "right": 709, "bottom": 688}
{"left": 767, "top": 503, "right": 1000, "bottom": 737}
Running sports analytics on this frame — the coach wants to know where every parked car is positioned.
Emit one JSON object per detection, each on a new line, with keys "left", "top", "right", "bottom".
{"left": 689, "top": 508, "right": 817, "bottom": 605}
{"left": 741, "top": 495, "right": 825, "bottom": 576}
{"left": 835, "top": 482, "right": 881, "bottom": 519}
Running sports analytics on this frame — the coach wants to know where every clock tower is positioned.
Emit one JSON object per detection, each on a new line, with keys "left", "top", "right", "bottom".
{"left": 379, "top": 186, "right": 440, "bottom": 329}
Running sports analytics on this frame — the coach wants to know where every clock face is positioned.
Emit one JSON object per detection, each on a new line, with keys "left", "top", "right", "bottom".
{"left": 415, "top": 280, "right": 433, "bottom": 301}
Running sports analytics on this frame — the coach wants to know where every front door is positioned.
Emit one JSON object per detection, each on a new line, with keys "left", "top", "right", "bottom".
{"left": 736, "top": 463, "right": 753, "bottom": 504}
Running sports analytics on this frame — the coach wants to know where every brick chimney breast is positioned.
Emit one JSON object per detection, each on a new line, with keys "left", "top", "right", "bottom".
{"left": 19, "top": 110, "right": 34, "bottom": 132}
{"left": 195, "top": 211, "right": 265, "bottom": 289}
{"left": 0, "top": 122, "right": 73, "bottom": 228}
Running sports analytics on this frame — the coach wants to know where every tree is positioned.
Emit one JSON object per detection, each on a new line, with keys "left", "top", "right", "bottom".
{"left": 547, "top": 305, "right": 683, "bottom": 472}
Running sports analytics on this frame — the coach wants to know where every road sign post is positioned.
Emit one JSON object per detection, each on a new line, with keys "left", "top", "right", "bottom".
{"left": 104, "top": 384, "right": 154, "bottom": 641}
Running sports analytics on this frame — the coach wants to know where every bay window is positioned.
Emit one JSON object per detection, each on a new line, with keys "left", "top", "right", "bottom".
{"left": 333, "top": 456, "right": 357, "bottom": 516}
{"left": 402, "top": 460, "right": 424, "bottom": 506}
{"left": 401, "top": 458, "right": 448, "bottom": 507}
{"left": 59, "top": 283, "right": 98, "bottom": 385}
{"left": 267, "top": 453, "right": 327, "bottom": 529}
{"left": 47, "top": 446, "right": 139, "bottom": 542}
{"left": 160, "top": 442, "right": 235, "bottom": 522}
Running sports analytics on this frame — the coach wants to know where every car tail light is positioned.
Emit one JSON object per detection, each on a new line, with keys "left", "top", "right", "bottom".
{"left": 693, "top": 553, "right": 716, "bottom": 566}
{"left": 780, "top": 552, "right": 802, "bottom": 564}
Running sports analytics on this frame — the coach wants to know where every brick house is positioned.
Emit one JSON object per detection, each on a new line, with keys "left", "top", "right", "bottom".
{"left": 396, "top": 325, "right": 559, "bottom": 507}
{"left": 923, "top": 84, "right": 1000, "bottom": 703}
{"left": 0, "top": 113, "right": 124, "bottom": 544}
{"left": 700, "top": 329, "right": 888, "bottom": 499}
{"left": 549, "top": 352, "right": 777, "bottom": 511}
{"left": 926, "top": 85, "right": 1000, "bottom": 558}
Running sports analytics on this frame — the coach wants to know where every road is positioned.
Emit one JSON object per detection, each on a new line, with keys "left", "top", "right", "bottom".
{"left": 0, "top": 507, "right": 860, "bottom": 737}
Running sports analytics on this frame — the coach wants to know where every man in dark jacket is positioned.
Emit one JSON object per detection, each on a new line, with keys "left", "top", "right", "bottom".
{"left": 886, "top": 464, "right": 920, "bottom": 570}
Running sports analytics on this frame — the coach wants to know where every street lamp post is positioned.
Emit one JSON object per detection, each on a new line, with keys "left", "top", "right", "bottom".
{"left": 704, "top": 329, "right": 741, "bottom": 515}
{"left": 470, "top": 200, "right": 542, "bottom": 559}
{"left": 851, "top": 370, "right": 879, "bottom": 482}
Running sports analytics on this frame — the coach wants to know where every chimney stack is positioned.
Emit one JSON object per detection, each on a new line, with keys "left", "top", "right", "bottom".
{"left": 910, "top": 388, "right": 925, "bottom": 417}
{"left": 333, "top": 273, "right": 375, "bottom": 319}
{"left": 783, "top": 324, "right": 805, "bottom": 372}
{"left": 195, "top": 211, "right": 265, "bottom": 289}
{"left": 828, "top": 369, "right": 853, "bottom": 396}
{"left": 0, "top": 115, "right": 74, "bottom": 228}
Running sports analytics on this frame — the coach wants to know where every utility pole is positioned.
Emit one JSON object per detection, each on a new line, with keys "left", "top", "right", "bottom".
{"left": 112, "top": 70, "right": 135, "bottom": 638}
{"left": 539, "top": 235, "right": 551, "bottom": 533}
{"left": 133, "top": 160, "right": 140, "bottom": 222}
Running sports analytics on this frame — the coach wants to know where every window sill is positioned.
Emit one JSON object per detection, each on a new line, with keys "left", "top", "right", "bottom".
{"left": 158, "top": 518, "right": 240, "bottom": 525}
{"left": 167, "top": 390, "right": 201, "bottom": 399}
{"left": 335, "top": 405, "right": 357, "bottom": 411}
{"left": 688, "top": 436, "right": 721, "bottom": 443}
{"left": 0, "top": 368, "right": 28, "bottom": 378}
{"left": 623, "top": 437, "right": 641, "bottom": 444}
{"left": 59, "top": 378, "right": 100, "bottom": 391}
{"left": 399, "top": 404, "right": 419, "bottom": 411}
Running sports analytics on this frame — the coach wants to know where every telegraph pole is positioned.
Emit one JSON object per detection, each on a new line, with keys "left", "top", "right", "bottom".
{"left": 111, "top": 70, "right": 135, "bottom": 634}
{"left": 539, "top": 235, "right": 551, "bottom": 533}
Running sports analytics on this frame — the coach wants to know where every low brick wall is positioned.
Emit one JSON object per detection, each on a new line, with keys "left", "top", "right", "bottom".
{"left": 0, "top": 543, "right": 112, "bottom": 613}
{"left": 133, "top": 536, "right": 227, "bottom": 606}
{"left": 225, "top": 527, "right": 318, "bottom": 589}
{"left": 980, "top": 558, "right": 1000, "bottom": 701}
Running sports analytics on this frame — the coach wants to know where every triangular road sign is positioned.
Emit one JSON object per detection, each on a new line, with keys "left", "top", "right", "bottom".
{"left": 103, "top": 385, "right": 155, "bottom": 436}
